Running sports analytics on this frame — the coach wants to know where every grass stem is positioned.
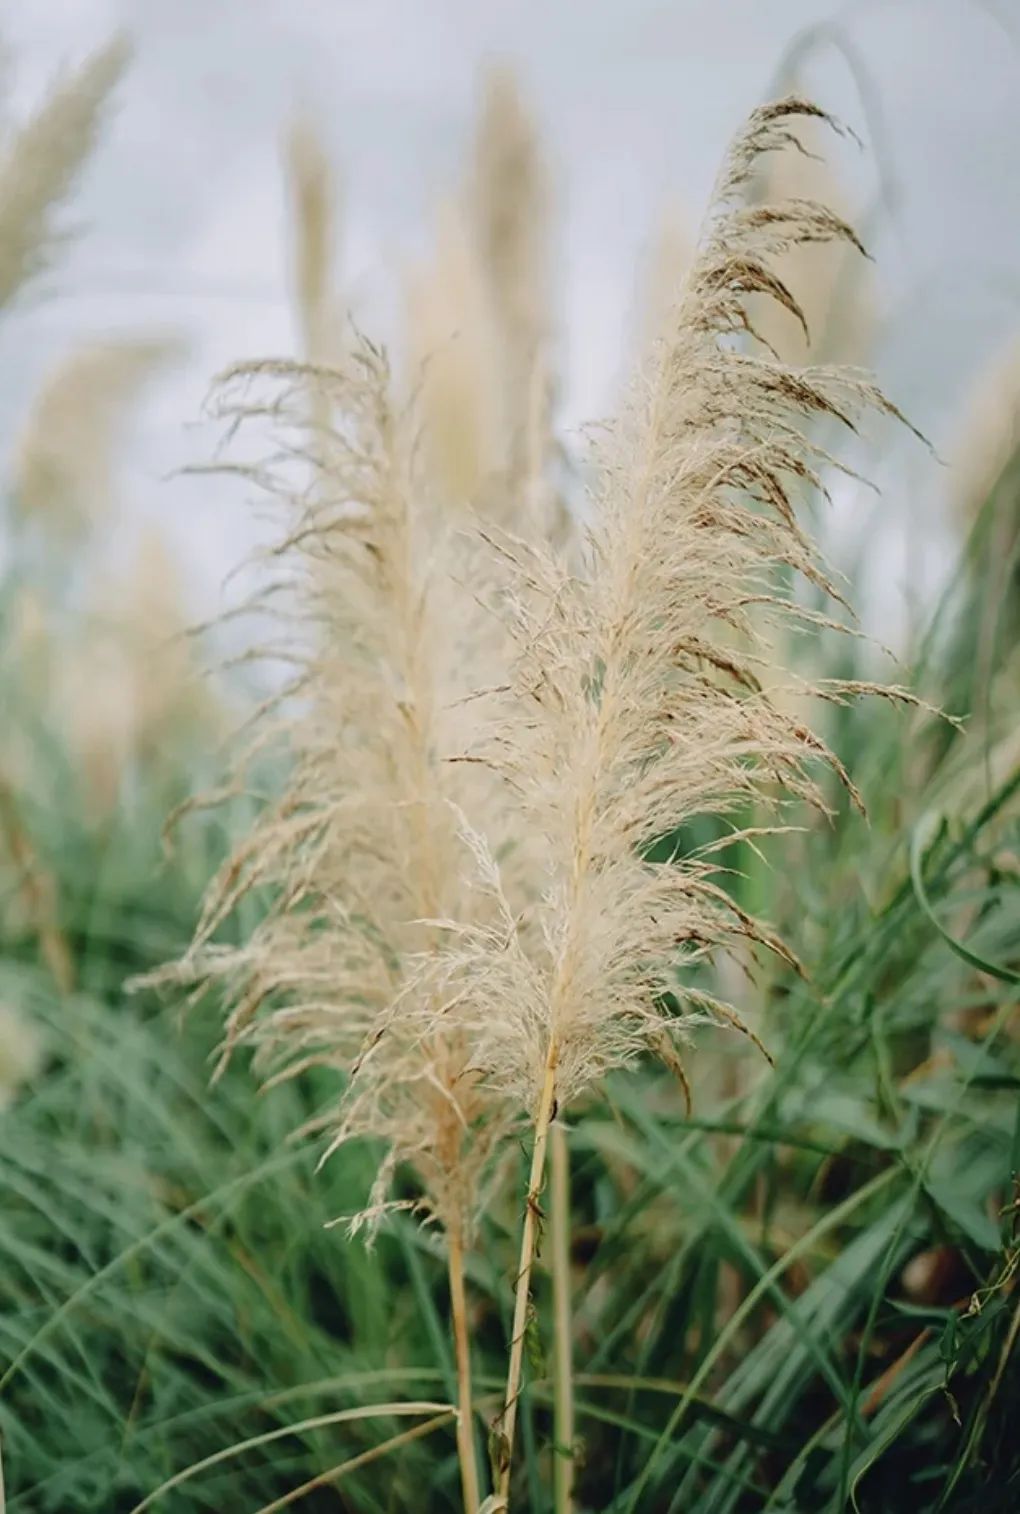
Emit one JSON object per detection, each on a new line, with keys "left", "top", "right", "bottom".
{"left": 448, "top": 1222, "right": 482, "bottom": 1513}
{"left": 550, "top": 1119, "right": 575, "bottom": 1514}
{"left": 496, "top": 1045, "right": 558, "bottom": 1504}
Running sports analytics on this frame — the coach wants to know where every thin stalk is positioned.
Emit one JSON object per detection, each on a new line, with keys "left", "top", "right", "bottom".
{"left": 496, "top": 1047, "right": 558, "bottom": 1503}
{"left": 549, "top": 1119, "right": 575, "bottom": 1513}
{"left": 448, "top": 1223, "right": 482, "bottom": 1514}
{"left": 252, "top": 1413, "right": 455, "bottom": 1514}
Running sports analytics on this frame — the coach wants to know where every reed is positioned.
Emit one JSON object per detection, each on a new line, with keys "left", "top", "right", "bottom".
{"left": 0, "top": 34, "right": 129, "bottom": 309}
{"left": 141, "top": 339, "right": 526, "bottom": 1511}
{"left": 13, "top": 338, "right": 176, "bottom": 541}
{"left": 410, "top": 97, "right": 917, "bottom": 1502}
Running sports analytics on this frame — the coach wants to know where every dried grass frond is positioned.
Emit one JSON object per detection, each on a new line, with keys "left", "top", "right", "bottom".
{"left": 0, "top": 34, "right": 129, "bottom": 309}
{"left": 486, "top": 99, "right": 919, "bottom": 1489}
{"left": 430, "top": 97, "right": 915, "bottom": 1116}
{"left": 468, "top": 66, "right": 550, "bottom": 430}
{"left": 409, "top": 65, "right": 565, "bottom": 552}
{"left": 149, "top": 339, "right": 516, "bottom": 1234}
{"left": 12, "top": 336, "right": 179, "bottom": 539}
{"left": 469, "top": 67, "right": 565, "bottom": 547}
{"left": 58, "top": 527, "right": 217, "bottom": 812}
{"left": 406, "top": 203, "right": 503, "bottom": 509}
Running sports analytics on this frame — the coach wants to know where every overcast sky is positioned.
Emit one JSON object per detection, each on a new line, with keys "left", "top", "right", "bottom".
{"left": 2, "top": 0, "right": 1018, "bottom": 625}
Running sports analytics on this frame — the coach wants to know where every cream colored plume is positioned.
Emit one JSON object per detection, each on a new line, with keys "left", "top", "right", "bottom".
{"left": 284, "top": 114, "right": 342, "bottom": 368}
{"left": 469, "top": 66, "right": 567, "bottom": 549}
{"left": 409, "top": 66, "right": 560, "bottom": 540}
{"left": 125, "top": 527, "right": 213, "bottom": 760}
{"left": 468, "top": 66, "right": 551, "bottom": 451}
{"left": 59, "top": 526, "right": 213, "bottom": 812}
{"left": 472, "top": 98, "right": 919, "bottom": 1491}
{"left": 12, "top": 337, "right": 177, "bottom": 539}
{"left": 406, "top": 202, "right": 502, "bottom": 508}
{"left": 0, "top": 34, "right": 129, "bottom": 309}
{"left": 0, "top": 769, "right": 75, "bottom": 992}
{"left": 431, "top": 97, "right": 914, "bottom": 1119}
{"left": 138, "top": 355, "right": 507, "bottom": 1504}
{"left": 147, "top": 343, "right": 515, "bottom": 1236}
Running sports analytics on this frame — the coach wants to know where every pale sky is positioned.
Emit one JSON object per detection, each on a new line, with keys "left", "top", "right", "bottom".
{"left": 2, "top": 0, "right": 1018, "bottom": 628}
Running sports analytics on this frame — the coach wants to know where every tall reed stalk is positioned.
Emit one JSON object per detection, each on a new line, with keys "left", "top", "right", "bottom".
{"left": 448, "top": 1221, "right": 482, "bottom": 1513}
{"left": 494, "top": 1054, "right": 558, "bottom": 1494}
{"left": 439, "top": 97, "right": 920, "bottom": 1503}
{"left": 549, "top": 1120, "right": 575, "bottom": 1512}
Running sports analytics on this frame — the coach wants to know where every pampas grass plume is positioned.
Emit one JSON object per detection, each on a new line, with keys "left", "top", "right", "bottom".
{"left": 0, "top": 34, "right": 129, "bottom": 309}
{"left": 446, "top": 98, "right": 904, "bottom": 1118}
{"left": 465, "top": 97, "right": 918, "bottom": 1496}
{"left": 284, "top": 114, "right": 342, "bottom": 368}
{"left": 407, "top": 202, "right": 503, "bottom": 508}
{"left": 12, "top": 337, "right": 178, "bottom": 539}
{"left": 146, "top": 339, "right": 524, "bottom": 1510}
{"left": 468, "top": 65, "right": 550, "bottom": 419}
{"left": 633, "top": 202, "right": 694, "bottom": 363}
{"left": 59, "top": 527, "right": 214, "bottom": 811}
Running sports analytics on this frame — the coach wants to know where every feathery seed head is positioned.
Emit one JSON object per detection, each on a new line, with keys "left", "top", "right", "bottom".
{"left": 634, "top": 204, "right": 694, "bottom": 364}
{"left": 429, "top": 97, "right": 916, "bottom": 1113}
{"left": 284, "top": 114, "right": 342, "bottom": 368}
{"left": 468, "top": 65, "right": 550, "bottom": 392}
{"left": 0, "top": 34, "right": 129, "bottom": 310}
{"left": 406, "top": 202, "right": 503, "bottom": 510}
{"left": 151, "top": 339, "right": 516, "bottom": 1232}
{"left": 408, "top": 64, "right": 562, "bottom": 542}
{"left": 60, "top": 527, "right": 215, "bottom": 811}
{"left": 13, "top": 336, "right": 179, "bottom": 541}
{"left": 152, "top": 96, "right": 917, "bottom": 1235}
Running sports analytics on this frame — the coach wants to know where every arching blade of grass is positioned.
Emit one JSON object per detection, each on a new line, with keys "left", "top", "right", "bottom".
{"left": 126, "top": 1402, "right": 454, "bottom": 1512}
{"left": 252, "top": 1412, "right": 458, "bottom": 1513}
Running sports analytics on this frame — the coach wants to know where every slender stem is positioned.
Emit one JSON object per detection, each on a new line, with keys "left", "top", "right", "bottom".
{"left": 448, "top": 1223, "right": 481, "bottom": 1514}
{"left": 496, "top": 1047, "right": 559, "bottom": 1504}
{"left": 550, "top": 1119, "right": 575, "bottom": 1514}
{"left": 253, "top": 1412, "right": 455, "bottom": 1514}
